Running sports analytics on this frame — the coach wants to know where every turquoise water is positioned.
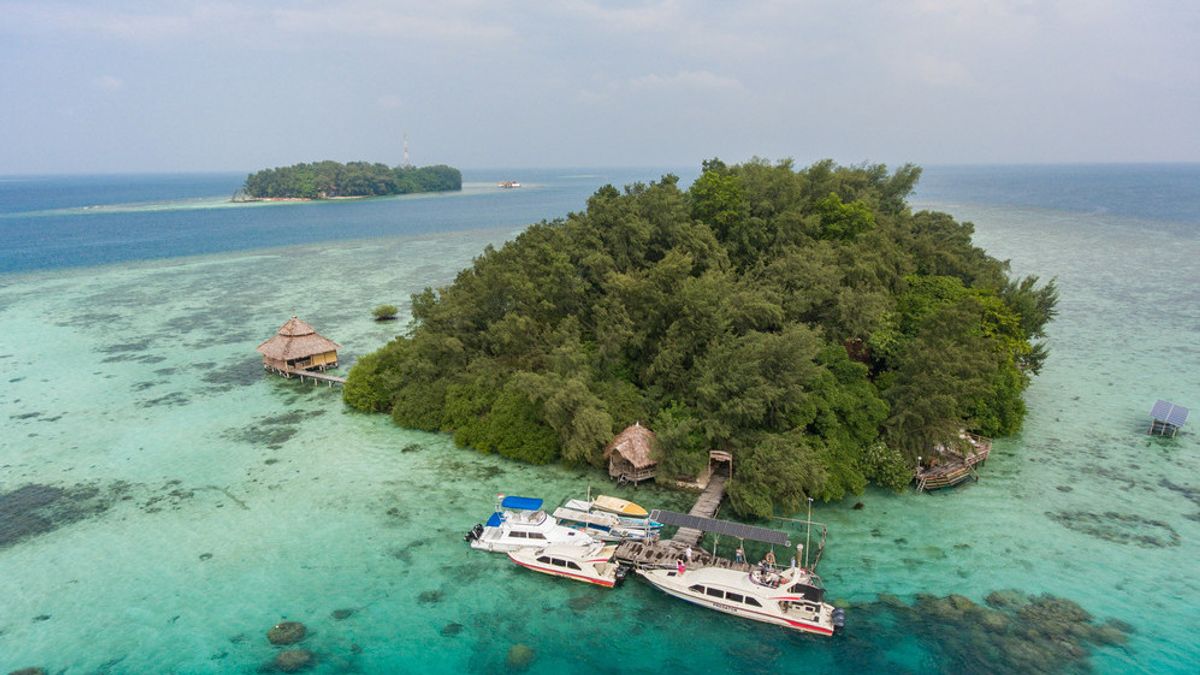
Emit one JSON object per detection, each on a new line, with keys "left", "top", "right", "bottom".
{"left": 1, "top": 168, "right": 1198, "bottom": 673}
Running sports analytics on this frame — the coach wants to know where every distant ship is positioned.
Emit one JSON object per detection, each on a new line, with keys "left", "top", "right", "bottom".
{"left": 498, "top": 180, "right": 521, "bottom": 188}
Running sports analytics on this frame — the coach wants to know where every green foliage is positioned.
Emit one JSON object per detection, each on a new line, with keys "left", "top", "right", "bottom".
{"left": 241, "top": 161, "right": 461, "bottom": 199}
{"left": 651, "top": 402, "right": 709, "bottom": 480}
{"left": 372, "top": 304, "right": 399, "bottom": 320}
{"left": 728, "top": 432, "right": 827, "bottom": 519}
{"left": 858, "top": 442, "right": 912, "bottom": 492}
{"left": 343, "top": 159, "right": 1057, "bottom": 516}
{"left": 813, "top": 192, "right": 876, "bottom": 240}
{"left": 341, "top": 352, "right": 392, "bottom": 413}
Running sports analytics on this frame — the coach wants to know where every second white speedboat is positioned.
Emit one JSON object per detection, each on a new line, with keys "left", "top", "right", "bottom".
{"left": 465, "top": 495, "right": 594, "bottom": 552}
{"left": 507, "top": 542, "right": 628, "bottom": 588}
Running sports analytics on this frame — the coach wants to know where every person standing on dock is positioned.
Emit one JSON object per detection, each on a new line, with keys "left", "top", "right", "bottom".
{"left": 735, "top": 546, "right": 745, "bottom": 565}
{"left": 684, "top": 545, "right": 693, "bottom": 565}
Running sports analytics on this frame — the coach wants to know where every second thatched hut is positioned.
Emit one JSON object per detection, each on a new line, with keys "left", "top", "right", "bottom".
{"left": 604, "top": 422, "right": 657, "bottom": 485}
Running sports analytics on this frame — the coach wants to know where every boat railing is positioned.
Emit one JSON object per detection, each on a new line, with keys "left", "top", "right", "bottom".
{"left": 748, "top": 563, "right": 816, "bottom": 589}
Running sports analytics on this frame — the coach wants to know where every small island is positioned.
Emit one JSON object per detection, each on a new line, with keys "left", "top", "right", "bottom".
{"left": 344, "top": 158, "right": 1058, "bottom": 518}
{"left": 235, "top": 160, "right": 461, "bottom": 201}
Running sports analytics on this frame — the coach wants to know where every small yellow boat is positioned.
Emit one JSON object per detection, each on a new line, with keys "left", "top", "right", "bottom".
{"left": 591, "top": 495, "right": 649, "bottom": 518}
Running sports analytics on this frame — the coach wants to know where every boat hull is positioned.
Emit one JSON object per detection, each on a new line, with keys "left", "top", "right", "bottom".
{"left": 507, "top": 553, "right": 616, "bottom": 587}
{"left": 637, "top": 569, "right": 835, "bottom": 637}
{"left": 592, "top": 495, "right": 649, "bottom": 518}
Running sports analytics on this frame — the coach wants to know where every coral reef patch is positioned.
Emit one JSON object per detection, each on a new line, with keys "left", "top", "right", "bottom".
{"left": 1046, "top": 510, "right": 1180, "bottom": 547}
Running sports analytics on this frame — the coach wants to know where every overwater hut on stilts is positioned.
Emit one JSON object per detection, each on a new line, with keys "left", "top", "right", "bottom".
{"left": 1148, "top": 400, "right": 1189, "bottom": 437}
{"left": 256, "top": 316, "right": 342, "bottom": 377}
{"left": 605, "top": 422, "right": 657, "bottom": 485}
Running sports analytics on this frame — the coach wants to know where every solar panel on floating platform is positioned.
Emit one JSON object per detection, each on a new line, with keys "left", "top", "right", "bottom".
{"left": 1150, "top": 400, "right": 1189, "bottom": 427}
{"left": 649, "top": 510, "right": 791, "bottom": 546}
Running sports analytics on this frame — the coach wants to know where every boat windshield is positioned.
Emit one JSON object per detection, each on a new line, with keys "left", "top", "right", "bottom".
{"left": 507, "top": 509, "right": 547, "bottom": 525}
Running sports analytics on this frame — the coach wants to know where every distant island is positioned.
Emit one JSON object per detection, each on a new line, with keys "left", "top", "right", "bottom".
{"left": 235, "top": 161, "right": 462, "bottom": 201}
{"left": 343, "top": 158, "right": 1057, "bottom": 518}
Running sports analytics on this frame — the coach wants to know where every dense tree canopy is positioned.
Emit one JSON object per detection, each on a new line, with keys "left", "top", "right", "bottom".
{"left": 240, "top": 161, "right": 461, "bottom": 199}
{"left": 344, "top": 159, "right": 1057, "bottom": 518}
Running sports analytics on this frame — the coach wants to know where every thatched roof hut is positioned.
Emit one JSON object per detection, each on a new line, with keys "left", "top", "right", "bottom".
{"left": 256, "top": 316, "right": 341, "bottom": 373}
{"left": 605, "top": 422, "right": 657, "bottom": 484}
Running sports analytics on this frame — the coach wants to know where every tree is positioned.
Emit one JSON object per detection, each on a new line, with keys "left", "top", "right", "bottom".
{"left": 372, "top": 304, "right": 399, "bottom": 321}
{"left": 343, "top": 158, "right": 1057, "bottom": 516}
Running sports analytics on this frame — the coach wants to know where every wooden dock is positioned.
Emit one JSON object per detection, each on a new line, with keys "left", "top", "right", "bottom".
{"left": 272, "top": 366, "right": 346, "bottom": 386}
{"left": 915, "top": 433, "right": 991, "bottom": 492}
{"left": 671, "top": 474, "right": 727, "bottom": 547}
{"left": 614, "top": 474, "right": 729, "bottom": 568}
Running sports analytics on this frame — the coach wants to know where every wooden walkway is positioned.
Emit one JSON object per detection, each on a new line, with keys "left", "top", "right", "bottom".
{"left": 915, "top": 433, "right": 991, "bottom": 492}
{"left": 671, "top": 474, "right": 727, "bottom": 547}
{"left": 614, "top": 473, "right": 730, "bottom": 568}
{"left": 270, "top": 366, "right": 347, "bottom": 386}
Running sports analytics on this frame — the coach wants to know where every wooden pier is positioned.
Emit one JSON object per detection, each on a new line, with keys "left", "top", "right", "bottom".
{"left": 271, "top": 366, "right": 346, "bottom": 386}
{"left": 614, "top": 474, "right": 730, "bottom": 568}
{"left": 671, "top": 474, "right": 727, "bottom": 547}
{"left": 914, "top": 433, "right": 991, "bottom": 492}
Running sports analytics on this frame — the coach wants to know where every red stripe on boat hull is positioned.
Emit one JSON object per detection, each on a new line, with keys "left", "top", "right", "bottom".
{"left": 507, "top": 555, "right": 615, "bottom": 588}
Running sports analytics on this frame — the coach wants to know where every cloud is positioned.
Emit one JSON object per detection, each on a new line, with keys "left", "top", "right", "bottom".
{"left": 629, "top": 70, "right": 743, "bottom": 92}
{"left": 579, "top": 69, "right": 743, "bottom": 104}
{"left": 269, "top": 4, "right": 514, "bottom": 42}
{"left": 912, "top": 55, "right": 973, "bottom": 88}
{"left": 90, "top": 74, "right": 124, "bottom": 92}
{"left": 554, "top": 1, "right": 770, "bottom": 60}
{"left": 0, "top": 1, "right": 511, "bottom": 46}
{"left": 376, "top": 95, "right": 404, "bottom": 110}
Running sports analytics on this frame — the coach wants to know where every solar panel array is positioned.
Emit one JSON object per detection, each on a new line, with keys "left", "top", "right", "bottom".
{"left": 1150, "top": 399, "right": 1190, "bottom": 427}
{"left": 649, "top": 509, "right": 790, "bottom": 546}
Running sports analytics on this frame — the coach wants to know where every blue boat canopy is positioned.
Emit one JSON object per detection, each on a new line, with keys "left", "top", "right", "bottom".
{"left": 501, "top": 496, "right": 543, "bottom": 511}
{"left": 485, "top": 512, "right": 503, "bottom": 527}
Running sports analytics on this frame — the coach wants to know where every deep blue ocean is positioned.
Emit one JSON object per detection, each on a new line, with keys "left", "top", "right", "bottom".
{"left": 2, "top": 164, "right": 1196, "bottom": 275}
{"left": 0, "top": 169, "right": 692, "bottom": 274}
{"left": 0, "top": 164, "right": 1197, "bottom": 674}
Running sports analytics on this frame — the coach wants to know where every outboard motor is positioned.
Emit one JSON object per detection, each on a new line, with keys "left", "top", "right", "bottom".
{"left": 464, "top": 523, "right": 483, "bottom": 542}
{"left": 614, "top": 564, "right": 631, "bottom": 586}
{"left": 831, "top": 607, "right": 846, "bottom": 634}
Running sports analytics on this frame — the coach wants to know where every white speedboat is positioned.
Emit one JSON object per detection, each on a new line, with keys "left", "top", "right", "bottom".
{"left": 465, "top": 495, "right": 593, "bottom": 552}
{"left": 636, "top": 564, "right": 844, "bottom": 637}
{"left": 552, "top": 505, "right": 659, "bottom": 542}
{"left": 507, "top": 542, "right": 628, "bottom": 588}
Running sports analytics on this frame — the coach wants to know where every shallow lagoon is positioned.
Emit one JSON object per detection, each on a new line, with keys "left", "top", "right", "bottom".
{"left": 1, "top": 175, "right": 1198, "bottom": 673}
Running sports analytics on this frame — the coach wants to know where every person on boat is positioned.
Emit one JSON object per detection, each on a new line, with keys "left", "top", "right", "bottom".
{"left": 676, "top": 559, "right": 686, "bottom": 575}
{"left": 684, "top": 546, "right": 693, "bottom": 564}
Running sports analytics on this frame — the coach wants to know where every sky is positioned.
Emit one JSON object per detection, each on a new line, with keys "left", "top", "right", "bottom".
{"left": 1, "top": 0, "right": 1198, "bottom": 173}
